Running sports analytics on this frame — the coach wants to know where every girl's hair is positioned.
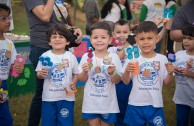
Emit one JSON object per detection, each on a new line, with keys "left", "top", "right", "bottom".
{"left": 135, "top": 21, "right": 158, "bottom": 35}
{"left": 0, "top": 4, "right": 11, "bottom": 15}
{"left": 90, "top": 22, "right": 112, "bottom": 37}
{"left": 123, "top": 0, "right": 132, "bottom": 20}
{"left": 182, "top": 24, "right": 194, "bottom": 37}
{"left": 101, "top": 0, "right": 123, "bottom": 19}
{"left": 165, "top": 0, "right": 175, "bottom": 4}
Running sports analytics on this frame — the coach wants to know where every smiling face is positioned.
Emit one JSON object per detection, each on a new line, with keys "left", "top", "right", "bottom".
{"left": 90, "top": 29, "right": 112, "bottom": 52}
{"left": 113, "top": 24, "right": 131, "bottom": 45}
{"left": 136, "top": 31, "right": 159, "bottom": 55}
{"left": 49, "top": 33, "right": 70, "bottom": 52}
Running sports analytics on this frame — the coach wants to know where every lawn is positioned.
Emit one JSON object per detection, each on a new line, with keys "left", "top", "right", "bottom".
{"left": 9, "top": 2, "right": 176, "bottom": 126}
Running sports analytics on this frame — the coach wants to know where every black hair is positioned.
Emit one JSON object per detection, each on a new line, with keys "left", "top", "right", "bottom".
{"left": 90, "top": 22, "right": 112, "bottom": 37}
{"left": 0, "top": 4, "right": 11, "bottom": 15}
{"left": 101, "top": 0, "right": 123, "bottom": 19}
{"left": 165, "top": 0, "right": 175, "bottom": 4}
{"left": 135, "top": 21, "right": 158, "bottom": 35}
{"left": 123, "top": 0, "right": 132, "bottom": 20}
{"left": 182, "top": 24, "right": 194, "bottom": 37}
{"left": 113, "top": 19, "right": 130, "bottom": 30}
{"left": 46, "top": 23, "right": 72, "bottom": 50}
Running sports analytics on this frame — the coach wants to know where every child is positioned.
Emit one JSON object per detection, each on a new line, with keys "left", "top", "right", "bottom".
{"left": 122, "top": 21, "right": 174, "bottom": 126}
{"left": 173, "top": 24, "right": 194, "bottom": 126}
{"left": 0, "top": 4, "right": 24, "bottom": 126}
{"left": 78, "top": 22, "right": 122, "bottom": 126}
{"left": 36, "top": 23, "right": 79, "bottom": 126}
{"left": 108, "top": 19, "right": 133, "bottom": 126}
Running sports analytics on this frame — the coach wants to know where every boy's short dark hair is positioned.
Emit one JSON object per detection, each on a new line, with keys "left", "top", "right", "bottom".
{"left": 113, "top": 19, "right": 130, "bottom": 30}
{"left": 136, "top": 21, "right": 158, "bottom": 35}
{"left": 0, "top": 4, "right": 11, "bottom": 15}
{"left": 182, "top": 24, "right": 194, "bottom": 37}
{"left": 46, "top": 23, "right": 72, "bottom": 50}
{"left": 90, "top": 22, "right": 112, "bottom": 37}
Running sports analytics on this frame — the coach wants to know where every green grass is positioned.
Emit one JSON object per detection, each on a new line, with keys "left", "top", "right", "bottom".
{"left": 9, "top": 3, "right": 176, "bottom": 126}
{"left": 9, "top": 83, "right": 176, "bottom": 126}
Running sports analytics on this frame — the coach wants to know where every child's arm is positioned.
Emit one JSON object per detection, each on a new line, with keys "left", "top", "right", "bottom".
{"left": 78, "top": 63, "right": 89, "bottom": 82}
{"left": 123, "top": 62, "right": 134, "bottom": 84}
{"left": 163, "top": 62, "right": 174, "bottom": 85}
{"left": 36, "top": 68, "right": 48, "bottom": 79}
{"left": 71, "top": 74, "right": 78, "bottom": 89}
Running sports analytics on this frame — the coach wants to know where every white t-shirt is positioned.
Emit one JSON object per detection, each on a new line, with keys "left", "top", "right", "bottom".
{"left": 173, "top": 50, "right": 194, "bottom": 108}
{"left": 143, "top": 0, "right": 166, "bottom": 27}
{"left": 0, "top": 39, "right": 17, "bottom": 80}
{"left": 122, "top": 53, "right": 168, "bottom": 107}
{"left": 103, "top": 3, "right": 125, "bottom": 23}
{"left": 36, "top": 50, "right": 79, "bottom": 102}
{"left": 78, "top": 52, "right": 122, "bottom": 113}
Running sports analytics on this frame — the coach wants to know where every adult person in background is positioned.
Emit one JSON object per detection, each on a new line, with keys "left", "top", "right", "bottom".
{"left": 0, "top": 0, "right": 14, "bottom": 31}
{"left": 84, "top": 0, "right": 100, "bottom": 36}
{"left": 23, "top": 0, "right": 83, "bottom": 125}
{"left": 170, "top": 0, "right": 194, "bottom": 42}
{"left": 101, "top": 0, "right": 128, "bottom": 30}
{"left": 139, "top": 0, "right": 166, "bottom": 53}
{"left": 119, "top": 0, "right": 132, "bottom": 21}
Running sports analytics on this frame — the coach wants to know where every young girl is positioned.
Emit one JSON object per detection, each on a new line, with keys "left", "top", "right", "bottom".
{"left": 36, "top": 23, "right": 79, "bottom": 126}
{"left": 78, "top": 22, "right": 122, "bottom": 126}
{"left": 173, "top": 24, "right": 194, "bottom": 126}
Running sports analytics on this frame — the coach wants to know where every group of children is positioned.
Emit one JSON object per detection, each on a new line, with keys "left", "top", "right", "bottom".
{"left": 0, "top": 3, "right": 194, "bottom": 126}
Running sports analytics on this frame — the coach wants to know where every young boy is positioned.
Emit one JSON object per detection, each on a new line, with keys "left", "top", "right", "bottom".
{"left": 122, "top": 21, "right": 174, "bottom": 126}
{"left": 78, "top": 22, "right": 122, "bottom": 126}
{"left": 108, "top": 19, "right": 133, "bottom": 126}
{"left": 0, "top": 4, "right": 24, "bottom": 126}
{"left": 36, "top": 23, "right": 79, "bottom": 126}
{"left": 173, "top": 24, "right": 194, "bottom": 126}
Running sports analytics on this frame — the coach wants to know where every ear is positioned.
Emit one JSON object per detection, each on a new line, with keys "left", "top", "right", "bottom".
{"left": 156, "top": 35, "right": 160, "bottom": 43}
{"left": 109, "top": 37, "right": 112, "bottom": 45}
{"left": 48, "top": 42, "right": 52, "bottom": 46}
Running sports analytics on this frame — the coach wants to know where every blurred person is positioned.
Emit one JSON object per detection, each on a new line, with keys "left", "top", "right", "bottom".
{"left": 84, "top": 0, "right": 100, "bottom": 35}
{"left": 139, "top": 0, "right": 166, "bottom": 53}
{"left": 101, "top": 0, "right": 128, "bottom": 29}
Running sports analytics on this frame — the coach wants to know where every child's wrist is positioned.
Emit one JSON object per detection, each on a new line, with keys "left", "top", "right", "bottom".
{"left": 110, "top": 69, "right": 117, "bottom": 77}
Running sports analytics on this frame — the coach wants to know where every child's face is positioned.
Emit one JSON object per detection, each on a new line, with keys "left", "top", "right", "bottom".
{"left": 183, "top": 35, "right": 194, "bottom": 51}
{"left": 113, "top": 24, "right": 131, "bottom": 45}
{"left": 90, "top": 29, "right": 112, "bottom": 51}
{"left": 0, "top": 9, "right": 11, "bottom": 33}
{"left": 135, "top": 32, "right": 159, "bottom": 54}
{"left": 49, "top": 33, "right": 69, "bottom": 51}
